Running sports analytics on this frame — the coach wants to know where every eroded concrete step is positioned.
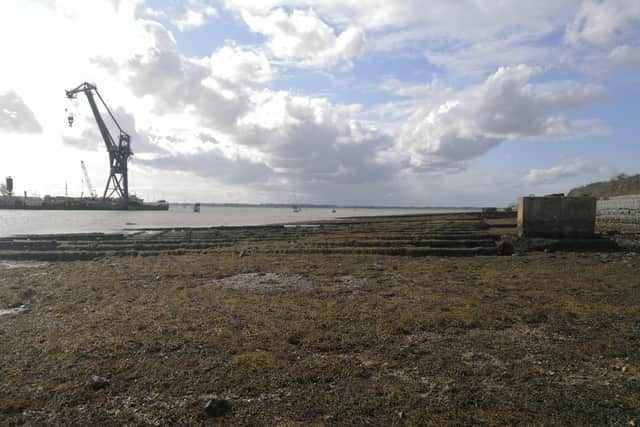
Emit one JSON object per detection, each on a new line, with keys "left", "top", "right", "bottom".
{"left": 277, "top": 246, "right": 499, "bottom": 257}
{"left": 306, "top": 239, "right": 498, "bottom": 248}
{"left": 0, "top": 248, "right": 215, "bottom": 261}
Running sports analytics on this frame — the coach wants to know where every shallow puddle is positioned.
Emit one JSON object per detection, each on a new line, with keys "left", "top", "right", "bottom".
{"left": 0, "top": 261, "right": 48, "bottom": 270}
{"left": 208, "top": 272, "right": 312, "bottom": 290}
{"left": 0, "top": 304, "right": 28, "bottom": 317}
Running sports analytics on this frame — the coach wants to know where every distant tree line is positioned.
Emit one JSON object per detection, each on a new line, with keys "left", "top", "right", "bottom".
{"left": 568, "top": 173, "right": 640, "bottom": 198}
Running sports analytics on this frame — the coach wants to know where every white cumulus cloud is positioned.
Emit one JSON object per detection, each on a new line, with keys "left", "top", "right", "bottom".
{"left": 398, "top": 65, "right": 608, "bottom": 171}
{"left": 609, "top": 44, "right": 640, "bottom": 63}
{"left": 0, "top": 91, "right": 42, "bottom": 134}
{"left": 207, "top": 45, "right": 274, "bottom": 85}
{"left": 241, "top": 8, "right": 366, "bottom": 68}
{"left": 173, "top": 3, "right": 218, "bottom": 32}
{"left": 522, "top": 158, "right": 607, "bottom": 185}
{"left": 233, "top": 89, "right": 395, "bottom": 185}
{"left": 565, "top": 0, "right": 640, "bottom": 45}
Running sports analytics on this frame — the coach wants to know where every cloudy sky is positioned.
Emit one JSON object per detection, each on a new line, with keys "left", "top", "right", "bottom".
{"left": 0, "top": 0, "right": 638, "bottom": 206}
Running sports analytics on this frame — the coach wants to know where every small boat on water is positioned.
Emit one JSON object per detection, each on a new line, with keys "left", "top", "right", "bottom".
{"left": 291, "top": 193, "right": 302, "bottom": 212}
{"left": 194, "top": 203, "right": 201, "bottom": 213}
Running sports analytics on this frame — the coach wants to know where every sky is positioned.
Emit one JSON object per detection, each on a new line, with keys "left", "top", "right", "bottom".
{"left": 0, "top": 0, "right": 638, "bottom": 206}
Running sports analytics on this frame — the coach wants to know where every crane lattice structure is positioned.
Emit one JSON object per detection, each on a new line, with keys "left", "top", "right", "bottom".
{"left": 65, "top": 82, "right": 131, "bottom": 201}
{"left": 80, "top": 160, "right": 97, "bottom": 199}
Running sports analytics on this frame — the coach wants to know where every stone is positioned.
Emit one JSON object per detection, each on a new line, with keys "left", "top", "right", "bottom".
{"left": 19, "top": 288, "right": 36, "bottom": 299}
{"left": 287, "top": 334, "right": 303, "bottom": 346}
{"left": 204, "top": 398, "right": 231, "bottom": 417}
{"left": 89, "top": 375, "right": 110, "bottom": 390}
{"left": 496, "top": 241, "right": 515, "bottom": 255}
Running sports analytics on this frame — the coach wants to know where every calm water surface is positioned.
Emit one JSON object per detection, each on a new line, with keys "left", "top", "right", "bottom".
{"left": 0, "top": 205, "right": 474, "bottom": 237}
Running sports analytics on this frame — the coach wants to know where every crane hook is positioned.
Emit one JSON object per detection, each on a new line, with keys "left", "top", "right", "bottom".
{"left": 65, "top": 106, "right": 74, "bottom": 127}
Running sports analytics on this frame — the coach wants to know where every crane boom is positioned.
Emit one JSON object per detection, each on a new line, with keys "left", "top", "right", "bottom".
{"left": 65, "top": 82, "right": 132, "bottom": 202}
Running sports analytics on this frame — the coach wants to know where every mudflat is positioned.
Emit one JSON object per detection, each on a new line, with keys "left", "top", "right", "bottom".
{"left": 0, "top": 214, "right": 639, "bottom": 425}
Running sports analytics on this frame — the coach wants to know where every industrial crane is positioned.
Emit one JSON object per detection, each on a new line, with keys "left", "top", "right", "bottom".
{"left": 65, "top": 82, "right": 131, "bottom": 202}
{"left": 80, "top": 160, "right": 97, "bottom": 199}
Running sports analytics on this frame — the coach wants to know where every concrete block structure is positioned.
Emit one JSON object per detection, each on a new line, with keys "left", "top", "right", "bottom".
{"left": 517, "top": 196, "right": 597, "bottom": 238}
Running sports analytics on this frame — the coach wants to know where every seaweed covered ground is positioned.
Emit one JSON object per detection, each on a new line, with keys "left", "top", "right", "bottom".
{"left": 0, "top": 214, "right": 639, "bottom": 425}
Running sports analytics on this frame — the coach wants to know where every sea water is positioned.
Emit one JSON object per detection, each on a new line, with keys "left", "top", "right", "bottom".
{"left": 0, "top": 205, "right": 475, "bottom": 237}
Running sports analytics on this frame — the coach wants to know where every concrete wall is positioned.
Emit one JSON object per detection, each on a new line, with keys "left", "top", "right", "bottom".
{"left": 517, "top": 196, "right": 597, "bottom": 238}
{"left": 597, "top": 194, "right": 640, "bottom": 225}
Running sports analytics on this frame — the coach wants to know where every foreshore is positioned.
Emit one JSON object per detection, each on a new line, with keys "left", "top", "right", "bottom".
{"left": 1, "top": 213, "right": 639, "bottom": 425}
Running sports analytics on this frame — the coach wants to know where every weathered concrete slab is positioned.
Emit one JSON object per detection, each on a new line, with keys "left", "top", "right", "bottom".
{"left": 518, "top": 196, "right": 596, "bottom": 238}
